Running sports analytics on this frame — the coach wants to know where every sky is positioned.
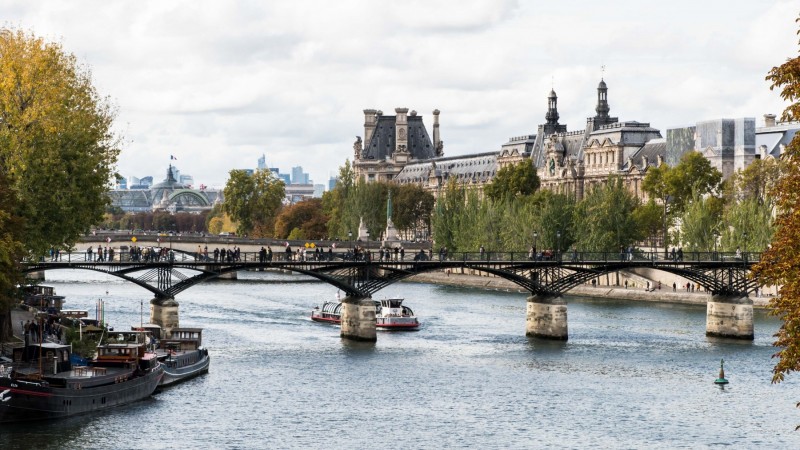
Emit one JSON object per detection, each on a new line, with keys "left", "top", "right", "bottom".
{"left": 2, "top": 0, "right": 798, "bottom": 188}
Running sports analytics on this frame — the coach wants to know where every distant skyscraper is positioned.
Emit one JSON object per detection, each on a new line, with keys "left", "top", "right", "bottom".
{"left": 258, "top": 154, "right": 267, "bottom": 170}
{"left": 291, "top": 166, "right": 310, "bottom": 185}
{"left": 313, "top": 184, "right": 325, "bottom": 198}
{"left": 328, "top": 176, "right": 338, "bottom": 191}
{"left": 139, "top": 176, "right": 153, "bottom": 188}
{"left": 180, "top": 175, "right": 194, "bottom": 187}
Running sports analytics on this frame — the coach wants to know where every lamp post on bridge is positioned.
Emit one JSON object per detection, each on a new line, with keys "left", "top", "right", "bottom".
{"left": 743, "top": 231, "right": 748, "bottom": 262}
{"left": 365, "top": 230, "right": 370, "bottom": 261}
{"left": 556, "top": 230, "right": 562, "bottom": 262}
{"left": 713, "top": 230, "right": 719, "bottom": 261}
{"left": 348, "top": 231, "right": 352, "bottom": 259}
{"left": 533, "top": 231, "right": 538, "bottom": 261}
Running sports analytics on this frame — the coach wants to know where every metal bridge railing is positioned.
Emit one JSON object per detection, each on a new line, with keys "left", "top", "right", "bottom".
{"left": 25, "top": 250, "right": 761, "bottom": 265}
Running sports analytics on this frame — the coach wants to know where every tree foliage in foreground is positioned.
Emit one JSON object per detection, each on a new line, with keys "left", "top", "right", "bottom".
{"left": 0, "top": 29, "right": 121, "bottom": 256}
{"left": 753, "top": 14, "right": 800, "bottom": 387}
{"left": 0, "top": 28, "right": 120, "bottom": 340}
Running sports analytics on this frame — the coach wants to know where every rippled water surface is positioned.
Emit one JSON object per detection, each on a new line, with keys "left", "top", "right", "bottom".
{"left": 2, "top": 269, "right": 798, "bottom": 449}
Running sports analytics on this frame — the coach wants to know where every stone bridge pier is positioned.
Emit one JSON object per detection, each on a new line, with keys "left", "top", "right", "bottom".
{"left": 526, "top": 295, "right": 568, "bottom": 340}
{"left": 706, "top": 295, "right": 754, "bottom": 340}
{"left": 150, "top": 297, "right": 180, "bottom": 337}
{"left": 340, "top": 296, "right": 377, "bottom": 342}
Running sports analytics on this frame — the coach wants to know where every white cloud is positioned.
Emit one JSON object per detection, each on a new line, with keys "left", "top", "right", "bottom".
{"left": 1, "top": 0, "right": 796, "bottom": 187}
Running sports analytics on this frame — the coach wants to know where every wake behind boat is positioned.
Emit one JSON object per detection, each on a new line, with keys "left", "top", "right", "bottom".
{"left": 0, "top": 332, "right": 163, "bottom": 423}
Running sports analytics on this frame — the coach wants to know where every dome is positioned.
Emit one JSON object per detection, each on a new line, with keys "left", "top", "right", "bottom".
{"left": 598, "top": 79, "right": 607, "bottom": 89}
{"left": 149, "top": 165, "right": 188, "bottom": 207}
{"left": 548, "top": 89, "right": 557, "bottom": 98}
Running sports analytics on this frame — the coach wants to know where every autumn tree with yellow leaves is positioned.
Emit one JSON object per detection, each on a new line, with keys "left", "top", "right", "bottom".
{"left": 753, "top": 16, "right": 800, "bottom": 387}
{"left": 0, "top": 29, "right": 121, "bottom": 339}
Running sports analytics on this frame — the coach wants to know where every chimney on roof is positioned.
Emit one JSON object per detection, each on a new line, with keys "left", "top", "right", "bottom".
{"left": 363, "top": 109, "right": 378, "bottom": 150}
{"left": 764, "top": 114, "right": 777, "bottom": 127}
{"left": 395, "top": 108, "right": 409, "bottom": 155}
{"left": 432, "top": 109, "right": 443, "bottom": 156}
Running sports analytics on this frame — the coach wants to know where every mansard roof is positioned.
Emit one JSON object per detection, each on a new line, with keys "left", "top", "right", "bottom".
{"left": 394, "top": 152, "right": 498, "bottom": 184}
{"left": 363, "top": 115, "right": 435, "bottom": 161}
{"left": 624, "top": 139, "right": 666, "bottom": 171}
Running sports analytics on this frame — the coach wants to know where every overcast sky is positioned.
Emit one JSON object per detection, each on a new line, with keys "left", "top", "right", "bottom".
{"left": 3, "top": 0, "right": 797, "bottom": 188}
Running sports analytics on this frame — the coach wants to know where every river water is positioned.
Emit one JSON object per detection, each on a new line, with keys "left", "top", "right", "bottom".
{"left": 1, "top": 269, "right": 798, "bottom": 449}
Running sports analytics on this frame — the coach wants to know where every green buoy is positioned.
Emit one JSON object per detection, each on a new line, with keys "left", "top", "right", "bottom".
{"left": 714, "top": 358, "right": 729, "bottom": 385}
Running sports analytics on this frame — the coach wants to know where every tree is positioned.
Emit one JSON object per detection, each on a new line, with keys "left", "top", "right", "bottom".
{"left": 632, "top": 199, "right": 663, "bottom": 250}
{"left": 668, "top": 152, "right": 723, "bottom": 213}
{"left": 484, "top": 161, "right": 540, "bottom": 201}
{"left": 752, "top": 15, "right": 800, "bottom": 386}
{"left": 642, "top": 163, "right": 674, "bottom": 255}
{"left": 719, "top": 197, "right": 774, "bottom": 252}
{"left": 0, "top": 29, "right": 120, "bottom": 340}
{"left": 0, "top": 171, "right": 25, "bottom": 340}
{"left": 677, "top": 193, "right": 723, "bottom": 252}
{"left": 222, "top": 169, "right": 285, "bottom": 237}
{"left": 323, "top": 159, "right": 356, "bottom": 239}
{"left": 573, "top": 176, "right": 641, "bottom": 252}
{"left": 0, "top": 29, "right": 121, "bottom": 256}
{"left": 392, "top": 184, "right": 435, "bottom": 240}
{"left": 273, "top": 198, "right": 328, "bottom": 239}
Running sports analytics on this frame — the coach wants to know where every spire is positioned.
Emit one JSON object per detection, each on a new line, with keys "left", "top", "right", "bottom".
{"left": 166, "top": 164, "right": 177, "bottom": 183}
{"left": 545, "top": 89, "right": 560, "bottom": 125}
{"left": 595, "top": 78, "right": 610, "bottom": 121}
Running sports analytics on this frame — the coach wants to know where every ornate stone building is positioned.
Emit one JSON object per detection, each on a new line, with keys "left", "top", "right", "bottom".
{"left": 109, "top": 166, "right": 221, "bottom": 213}
{"left": 352, "top": 108, "right": 443, "bottom": 183}
{"left": 521, "top": 80, "right": 664, "bottom": 201}
{"left": 355, "top": 80, "right": 667, "bottom": 202}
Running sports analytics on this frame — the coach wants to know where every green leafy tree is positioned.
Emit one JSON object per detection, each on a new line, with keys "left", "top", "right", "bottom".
{"left": 323, "top": 159, "right": 356, "bottom": 239}
{"left": 222, "top": 169, "right": 285, "bottom": 237}
{"left": 574, "top": 176, "right": 641, "bottom": 252}
{"left": 642, "top": 163, "right": 674, "bottom": 255}
{"left": 392, "top": 184, "right": 435, "bottom": 240}
{"left": 752, "top": 15, "right": 800, "bottom": 387}
{"left": 668, "top": 152, "right": 723, "bottom": 213}
{"left": 432, "top": 179, "right": 466, "bottom": 251}
{"left": 0, "top": 29, "right": 121, "bottom": 256}
{"left": 719, "top": 197, "right": 775, "bottom": 252}
{"left": 528, "top": 190, "right": 576, "bottom": 251}
{"left": 632, "top": 199, "right": 664, "bottom": 250}
{"left": 484, "top": 161, "right": 540, "bottom": 201}
{"left": 677, "top": 193, "right": 723, "bottom": 252}
{"left": 0, "top": 171, "right": 25, "bottom": 340}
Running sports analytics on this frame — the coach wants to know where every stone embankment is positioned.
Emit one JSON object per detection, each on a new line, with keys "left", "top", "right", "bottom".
{"left": 407, "top": 271, "right": 772, "bottom": 308}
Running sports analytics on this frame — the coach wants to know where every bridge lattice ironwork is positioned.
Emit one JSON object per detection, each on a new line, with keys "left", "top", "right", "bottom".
{"left": 22, "top": 251, "right": 760, "bottom": 300}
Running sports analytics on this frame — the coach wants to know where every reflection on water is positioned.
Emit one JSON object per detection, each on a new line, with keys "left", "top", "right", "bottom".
{"left": 1, "top": 269, "right": 798, "bottom": 449}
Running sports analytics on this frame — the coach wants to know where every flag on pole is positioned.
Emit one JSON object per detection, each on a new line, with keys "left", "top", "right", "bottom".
{"left": 170, "top": 155, "right": 177, "bottom": 160}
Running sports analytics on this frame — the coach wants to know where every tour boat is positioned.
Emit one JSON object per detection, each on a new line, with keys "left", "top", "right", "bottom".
{"left": 310, "top": 301, "right": 342, "bottom": 324}
{"left": 374, "top": 298, "right": 419, "bottom": 330}
{"left": 0, "top": 332, "right": 163, "bottom": 423}
{"left": 134, "top": 324, "right": 210, "bottom": 387}
{"left": 310, "top": 297, "right": 419, "bottom": 330}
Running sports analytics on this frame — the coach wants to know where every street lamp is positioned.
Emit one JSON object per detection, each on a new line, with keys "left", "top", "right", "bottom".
{"left": 365, "top": 230, "right": 370, "bottom": 258}
{"left": 556, "top": 230, "right": 562, "bottom": 262}
{"left": 743, "top": 231, "right": 749, "bottom": 261}
{"left": 713, "top": 230, "right": 720, "bottom": 260}
{"left": 533, "top": 231, "right": 538, "bottom": 252}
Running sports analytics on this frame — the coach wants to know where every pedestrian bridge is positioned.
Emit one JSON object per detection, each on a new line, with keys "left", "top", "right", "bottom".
{"left": 22, "top": 250, "right": 761, "bottom": 342}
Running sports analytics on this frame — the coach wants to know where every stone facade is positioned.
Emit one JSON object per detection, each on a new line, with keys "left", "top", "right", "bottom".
{"left": 352, "top": 108, "right": 442, "bottom": 183}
